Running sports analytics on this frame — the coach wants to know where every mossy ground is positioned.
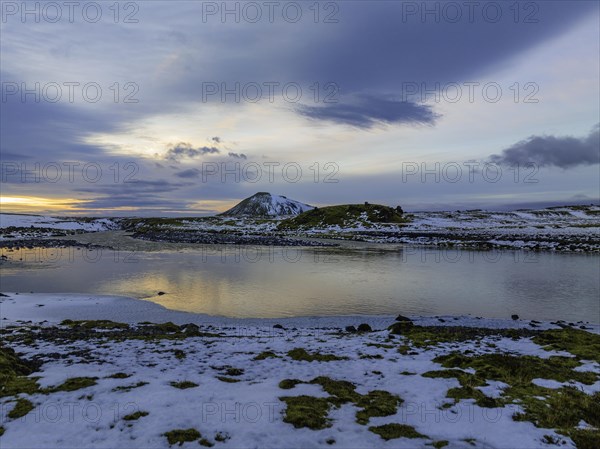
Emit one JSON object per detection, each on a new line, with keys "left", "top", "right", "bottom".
{"left": 287, "top": 348, "right": 348, "bottom": 362}
{"left": 533, "top": 328, "right": 600, "bottom": 363}
{"left": 164, "top": 428, "right": 201, "bottom": 446}
{"left": 278, "top": 203, "right": 407, "bottom": 230}
{"left": 7, "top": 398, "right": 34, "bottom": 419}
{"left": 253, "top": 351, "right": 280, "bottom": 360}
{"left": 215, "top": 376, "right": 240, "bottom": 383}
{"left": 170, "top": 381, "right": 198, "bottom": 389}
{"left": 112, "top": 381, "right": 148, "bottom": 392}
{"left": 123, "top": 411, "right": 149, "bottom": 421}
{"left": 428, "top": 350, "right": 600, "bottom": 445}
{"left": 368, "top": 423, "right": 427, "bottom": 440}
{"left": 44, "top": 377, "right": 97, "bottom": 393}
{"left": 278, "top": 376, "right": 402, "bottom": 428}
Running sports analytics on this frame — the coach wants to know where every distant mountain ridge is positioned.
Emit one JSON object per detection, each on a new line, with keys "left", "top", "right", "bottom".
{"left": 220, "top": 192, "right": 314, "bottom": 218}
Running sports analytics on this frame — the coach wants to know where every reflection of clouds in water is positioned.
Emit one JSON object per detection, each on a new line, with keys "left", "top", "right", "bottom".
{"left": 1, "top": 248, "right": 598, "bottom": 322}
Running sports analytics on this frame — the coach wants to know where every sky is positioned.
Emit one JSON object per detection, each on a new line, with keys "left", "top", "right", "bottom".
{"left": 0, "top": 0, "right": 599, "bottom": 216}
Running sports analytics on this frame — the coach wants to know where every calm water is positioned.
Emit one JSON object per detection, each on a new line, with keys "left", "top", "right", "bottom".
{"left": 1, "top": 246, "right": 599, "bottom": 322}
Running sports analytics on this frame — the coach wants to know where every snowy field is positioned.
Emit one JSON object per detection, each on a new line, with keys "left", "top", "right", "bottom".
{"left": 0, "top": 214, "right": 118, "bottom": 240}
{"left": 2, "top": 206, "right": 599, "bottom": 251}
{"left": 1, "top": 293, "right": 599, "bottom": 449}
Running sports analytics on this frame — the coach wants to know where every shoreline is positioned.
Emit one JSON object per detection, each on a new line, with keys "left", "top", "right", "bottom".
{"left": 2, "top": 292, "right": 599, "bottom": 332}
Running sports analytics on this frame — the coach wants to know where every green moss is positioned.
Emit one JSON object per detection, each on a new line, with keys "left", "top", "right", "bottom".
{"left": 199, "top": 438, "right": 214, "bottom": 447}
{"left": 106, "top": 372, "right": 131, "bottom": 379}
{"left": 429, "top": 351, "right": 600, "bottom": 439}
{"left": 432, "top": 441, "right": 449, "bottom": 449}
{"left": 1, "top": 376, "right": 41, "bottom": 397}
{"left": 113, "top": 381, "right": 148, "bottom": 392}
{"left": 123, "top": 411, "right": 149, "bottom": 421}
{"left": 170, "top": 381, "right": 198, "bottom": 389}
{"left": 366, "top": 343, "right": 394, "bottom": 349}
{"left": 0, "top": 426, "right": 4, "bottom": 436}
{"left": 279, "top": 203, "right": 407, "bottom": 230}
{"left": 310, "top": 376, "right": 360, "bottom": 403}
{"left": 359, "top": 354, "right": 383, "bottom": 359}
{"left": 279, "top": 396, "right": 332, "bottom": 430}
{"left": 511, "top": 386, "right": 600, "bottom": 430}
{"left": 60, "top": 319, "right": 129, "bottom": 330}
{"left": 355, "top": 390, "right": 403, "bottom": 425}
{"left": 397, "top": 325, "right": 533, "bottom": 348}
{"left": 422, "top": 369, "right": 498, "bottom": 407}
{"left": 433, "top": 353, "right": 597, "bottom": 386}
{"left": 216, "top": 376, "right": 240, "bottom": 383}
{"left": 45, "top": 377, "right": 97, "bottom": 393}
{"left": 279, "top": 377, "right": 402, "bottom": 427}
{"left": 369, "top": 423, "right": 427, "bottom": 440}
{"left": 0, "top": 345, "right": 40, "bottom": 397}
{"left": 253, "top": 351, "right": 280, "bottom": 360}
{"left": 279, "top": 379, "right": 302, "bottom": 390}
{"left": 423, "top": 369, "right": 487, "bottom": 387}
{"left": 533, "top": 328, "right": 600, "bottom": 363}
{"left": 225, "top": 368, "right": 244, "bottom": 376}
{"left": 287, "top": 348, "right": 347, "bottom": 362}
{"left": 164, "top": 428, "right": 201, "bottom": 446}
{"left": 568, "top": 429, "right": 600, "bottom": 449}
{"left": 8, "top": 398, "right": 34, "bottom": 419}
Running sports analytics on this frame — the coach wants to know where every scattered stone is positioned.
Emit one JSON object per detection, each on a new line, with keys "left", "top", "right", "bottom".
{"left": 157, "top": 291, "right": 166, "bottom": 296}
{"left": 388, "top": 321, "right": 414, "bottom": 335}
{"left": 345, "top": 326, "right": 357, "bottom": 333}
{"left": 273, "top": 324, "right": 285, "bottom": 330}
{"left": 511, "top": 315, "right": 520, "bottom": 321}
{"left": 181, "top": 323, "right": 200, "bottom": 334}
{"left": 357, "top": 323, "right": 372, "bottom": 333}
{"left": 395, "top": 315, "right": 412, "bottom": 322}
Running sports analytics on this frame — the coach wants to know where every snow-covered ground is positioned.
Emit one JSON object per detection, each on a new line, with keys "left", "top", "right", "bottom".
{"left": 2, "top": 205, "right": 599, "bottom": 251}
{"left": 1, "top": 293, "right": 599, "bottom": 449}
{"left": 0, "top": 214, "right": 118, "bottom": 240}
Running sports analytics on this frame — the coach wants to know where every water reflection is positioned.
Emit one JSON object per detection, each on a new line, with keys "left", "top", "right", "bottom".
{"left": 1, "top": 246, "right": 598, "bottom": 322}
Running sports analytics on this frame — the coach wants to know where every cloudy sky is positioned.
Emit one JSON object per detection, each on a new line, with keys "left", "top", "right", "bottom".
{"left": 1, "top": 0, "right": 599, "bottom": 216}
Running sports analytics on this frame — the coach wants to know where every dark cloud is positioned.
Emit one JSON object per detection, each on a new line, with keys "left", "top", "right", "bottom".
{"left": 0, "top": 73, "right": 126, "bottom": 162}
{"left": 490, "top": 125, "right": 600, "bottom": 168}
{"left": 175, "top": 168, "right": 201, "bottom": 178}
{"left": 165, "top": 143, "right": 220, "bottom": 162}
{"left": 164, "top": 2, "right": 595, "bottom": 116}
{"left": 298, "top": 95, "right": 438, "bottom": 128}
{"left": 228, "top": 152, "right": 247, "bottom": 160}
{"left": 76, "top": 180, "right": 192, "bottom": 195}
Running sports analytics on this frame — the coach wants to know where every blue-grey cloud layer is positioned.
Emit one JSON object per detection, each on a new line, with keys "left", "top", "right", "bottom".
{"left": 490, "top": 125, "right": 600, "bottom": 168}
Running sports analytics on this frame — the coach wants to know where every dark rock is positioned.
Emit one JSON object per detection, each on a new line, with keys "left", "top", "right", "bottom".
{"left": 273, "top": 324, "right": 284, "bottom": 330}
{"left": 345, "top": 325, "right": 357, "bottom": 333}
{"left": 0, "top": 292, "right": 9, "bottom": 297}
{"left": 388, "top": 321, "right": 414, "bottom": 335}
{"left": 357, "top": 323, "right": 372, "bottom": 333}
{"left": 181, "top": 323, "right": 200, "bottom": 333}
{"left": 157, "top": 291, "right": 166, "bottom": 296}
{"left": 395, "top": 314, "right": 413, "bottom": 322}
{"left": 438, "top": 318, "right": 445, "bottom": 323}
{"left": 511, "top": 314, "right": 519, "bottom": 320}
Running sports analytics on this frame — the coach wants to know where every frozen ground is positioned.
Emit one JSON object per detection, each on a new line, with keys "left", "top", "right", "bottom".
{"left": 1, "top": 293, "right": 599, "bottom": 449}
{"left": 0, "top": 214, "right": 118, "bottom": 240}
{"left": 2, "top": 205, "right": 599, "bottom": 251}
